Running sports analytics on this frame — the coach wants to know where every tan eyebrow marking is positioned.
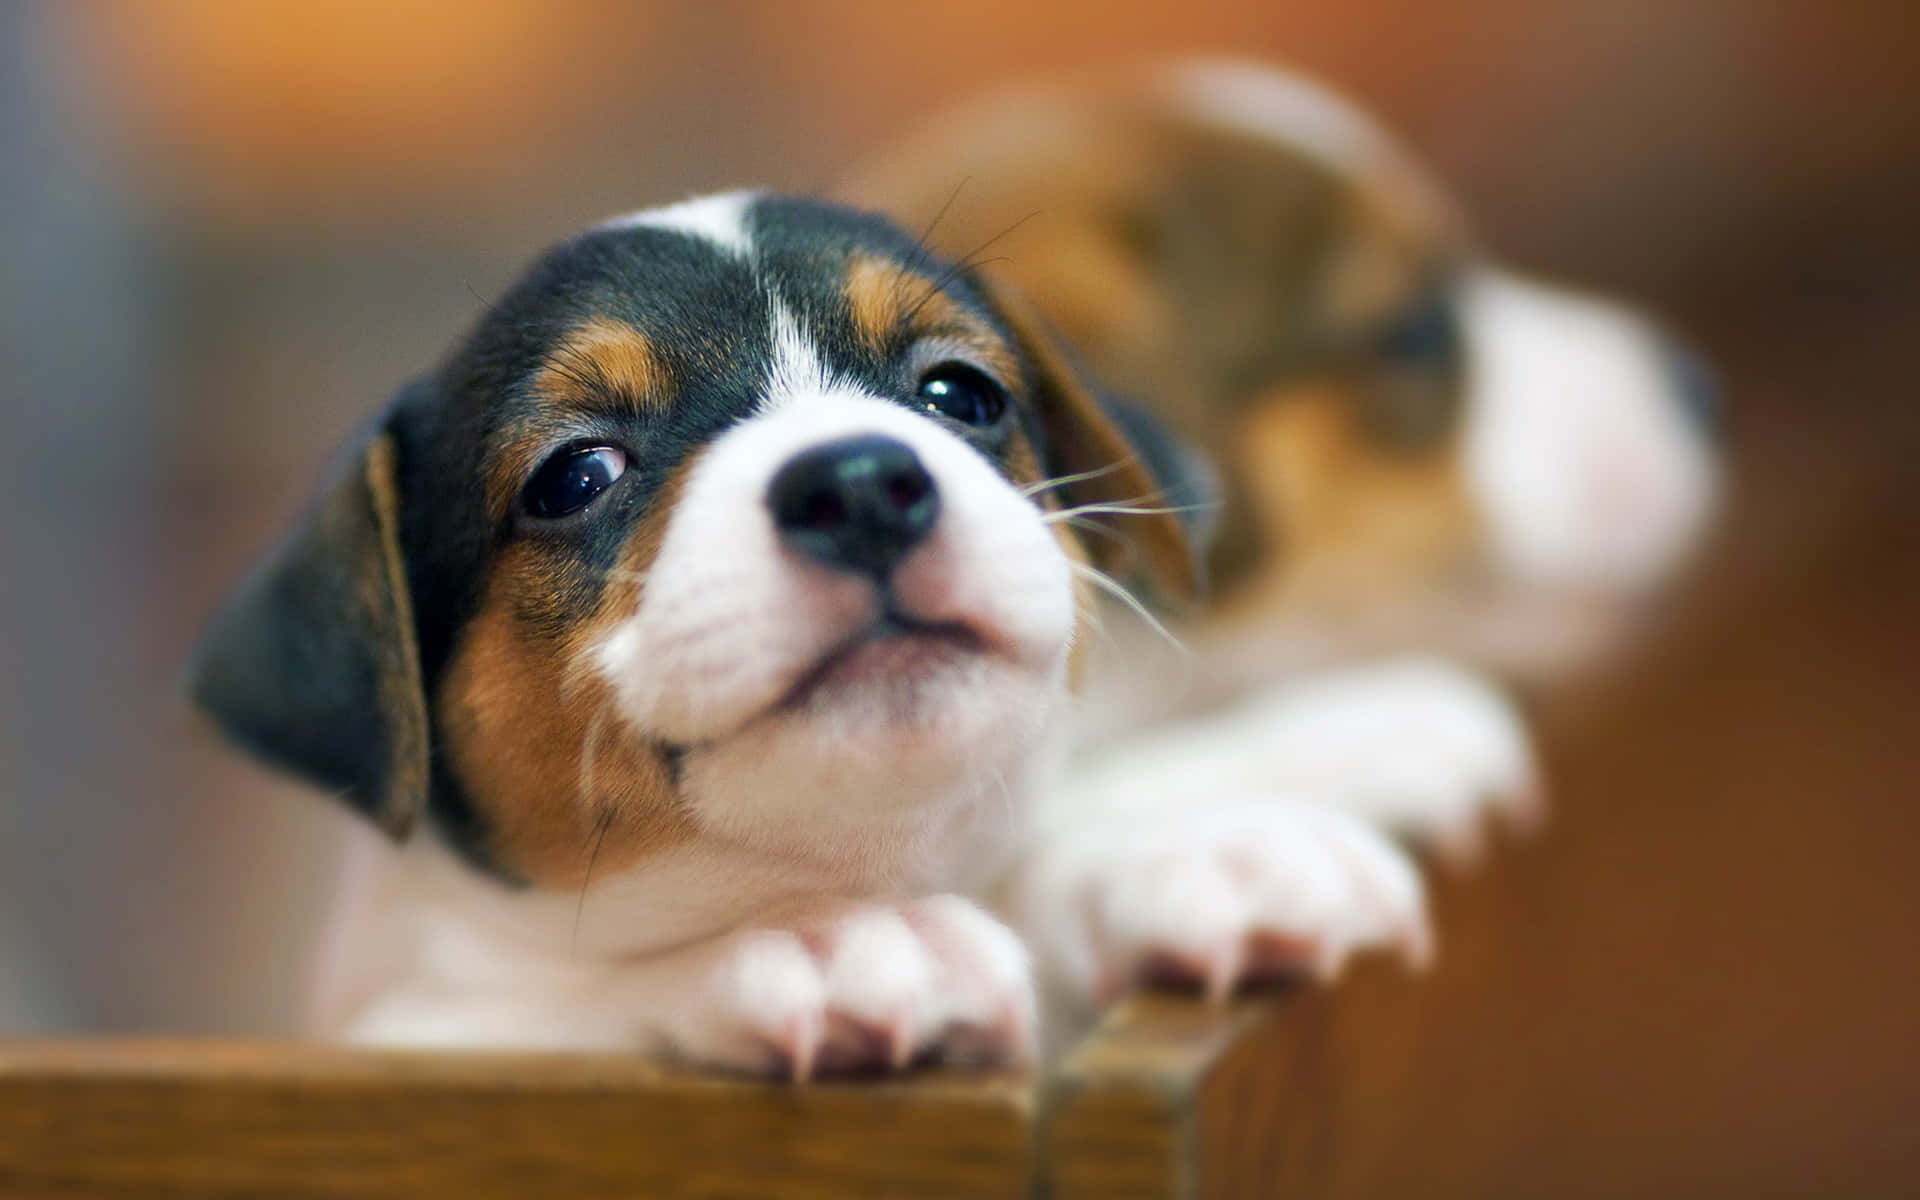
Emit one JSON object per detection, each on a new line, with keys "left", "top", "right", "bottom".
{"left": 845, "top": 253, "right": 1021, "bottom": 382}
{"left": 847, "top": 254, "right": 911, "bottom": 355}
{"left": 535, "top": 315, "right": 669, "bottom": 415}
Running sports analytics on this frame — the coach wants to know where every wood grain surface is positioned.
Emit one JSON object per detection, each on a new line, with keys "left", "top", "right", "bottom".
{"left": 0, "top": 988, "right": 1412, "bottom": 1198}
{"left": 0, "top": 1041, "right": 1034, "bottom": 1199}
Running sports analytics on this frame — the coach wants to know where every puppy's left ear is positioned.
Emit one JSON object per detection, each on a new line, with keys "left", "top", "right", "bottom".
{"left": 992, "top": 282, "right": 1203, "bottom": 606}
{"left": 188, "top": 419, "right": 430, "bottom": 839}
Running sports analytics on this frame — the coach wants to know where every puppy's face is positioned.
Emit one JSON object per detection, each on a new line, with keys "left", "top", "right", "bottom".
{"left": 844, "top": 62, "right": 1721, "bottom": 673}
{"left": 191, "top": 194, "right": 1188, "bottom": 888}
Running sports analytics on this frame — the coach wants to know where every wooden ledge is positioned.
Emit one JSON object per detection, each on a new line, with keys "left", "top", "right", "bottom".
{"left": 0, "top": 980, "right": 1394, "bottom": 1198}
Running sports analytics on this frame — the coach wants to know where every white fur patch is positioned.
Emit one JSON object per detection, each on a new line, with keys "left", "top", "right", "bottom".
{"left": 596, "top": 190, "right": 758, "bottom": 255}
{"left": 1461, "top": 268, "right": 1719, "bottom": 594}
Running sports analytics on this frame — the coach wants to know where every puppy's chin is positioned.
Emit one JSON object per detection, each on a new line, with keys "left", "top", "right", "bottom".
{"left": 682, "top": 643, "right": 1065, "bottom": 844}
{"left": 775, "top": 621, "right": 997, "bottom": 727}
{"left": 714, "top": 604, "right": 1066, "bottom": 762}
{"left": 646, "top": 588, "right": 1070, "bottom": 852}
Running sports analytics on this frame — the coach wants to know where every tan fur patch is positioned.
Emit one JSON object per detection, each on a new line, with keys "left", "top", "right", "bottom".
{"left": 1216, "top": 384, "right": 1476, "bottom": 628}
{"left": 543, "top": 315, "right": 668, "bottom": 412}
{"left": 843, "top": 254, "right": 1022, "bottom": 382}
{"left": 437, "top": 458, "right": 699, "bottom": 888}
{"left": 846, "top": 254, "right": 907, "bottom": 356}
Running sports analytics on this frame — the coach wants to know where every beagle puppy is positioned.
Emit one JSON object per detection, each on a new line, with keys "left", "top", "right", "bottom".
{"left": 842, "top": 60, "right": 1721, "bottom": 1005}
{"left": 844, "top": 60, "right": 1720, "bottom": 696}
{"left": 192, "top": 64, "right": 1717, "bottom": 1072}
{"left": 193, "top": 192, "right": 1211, "bottom": 1071}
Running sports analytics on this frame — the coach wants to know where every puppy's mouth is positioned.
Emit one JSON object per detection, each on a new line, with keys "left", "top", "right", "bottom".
{"left": 776, "top": 606, "right": 987, "bottom": 714}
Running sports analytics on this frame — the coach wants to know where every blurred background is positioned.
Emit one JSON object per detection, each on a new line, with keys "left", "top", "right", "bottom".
{"left": 0, "top": 1, "right": 1914, "bottom": 1194}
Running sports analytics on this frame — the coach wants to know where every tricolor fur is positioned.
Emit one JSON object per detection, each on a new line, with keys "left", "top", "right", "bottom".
{"left": 192, "top": 62, "right": 1720, "bottom": 1072}
{"left": 842, "top": 60, "right": 1721, "bottom": 720}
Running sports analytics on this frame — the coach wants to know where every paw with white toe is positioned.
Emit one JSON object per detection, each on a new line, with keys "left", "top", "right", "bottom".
{"left": 1233, "top": 657, "right": 1542, "bottom": 859}
{"left": 1011, "top": 799, "right": 1430, "bottom": 1007}
{"left": 656, "top": 896, "right": 1035, "bottom": 1079}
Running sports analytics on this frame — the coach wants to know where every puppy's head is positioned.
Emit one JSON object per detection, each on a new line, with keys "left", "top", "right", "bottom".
{"left": 843, "top": 61, "right": 1722, "bottom": 673}
{"left": 190, "top": 193, "right": 1189, "bottom": 886}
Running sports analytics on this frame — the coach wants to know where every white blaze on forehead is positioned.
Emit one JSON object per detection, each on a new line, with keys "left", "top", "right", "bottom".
{"left": 595, "top": 190, "right": 759, "bottom": 256}
{"left": 594, "top": 191, "right": 837, "bottom": 414}
{"left": 761, "top": 300, "right": 836, "bottom": 411}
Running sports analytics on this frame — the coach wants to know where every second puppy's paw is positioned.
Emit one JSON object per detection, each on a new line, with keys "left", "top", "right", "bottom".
{"left": 1244, "top": 658, "right": 1541, "bottom": 860}
{"left": 1013, "top": 799, "right": 1430, "bottom": 1005}
{"left": 654, "top": 896, "right": 1035, "bottom": 1079}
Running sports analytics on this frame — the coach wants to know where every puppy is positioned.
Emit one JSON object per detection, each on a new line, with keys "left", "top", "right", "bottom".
{"left": 841, "top": 61, "right": 1721, "bottom": 1001}
{"left": 191, "top": 191, "right": 1307, "bottom": 1072}
{"left": 846, "top": 61, "right": 1720, "bottom": 690}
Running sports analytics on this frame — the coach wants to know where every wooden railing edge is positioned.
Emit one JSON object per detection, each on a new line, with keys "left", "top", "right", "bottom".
{"left": 0, "top": 979, "right": 1396, "bottom": 1198}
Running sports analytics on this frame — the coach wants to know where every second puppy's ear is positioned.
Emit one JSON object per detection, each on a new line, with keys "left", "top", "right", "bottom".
{"left": 991, "top": 281, "right": 1202, "bottom": 606}
{"left": 188, "top": 402, "right": 429, "bottom": 839}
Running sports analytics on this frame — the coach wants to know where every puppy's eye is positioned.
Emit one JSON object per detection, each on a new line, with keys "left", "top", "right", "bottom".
{"left": 1378, "top": 294, "right": 1456, "bottom": 364}
{"left": 916, "top": 363, "right": 1009, "bottom": 427}
{"left": 523, "top": 445, "right": 628, "bottom": 518}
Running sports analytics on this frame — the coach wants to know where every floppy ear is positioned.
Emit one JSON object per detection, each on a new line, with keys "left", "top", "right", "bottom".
{"left": 189, "top": 418, "right": 430, "bottom": 839}
{"left": 990, "top": 282, "right": 1203, "bottom": 606}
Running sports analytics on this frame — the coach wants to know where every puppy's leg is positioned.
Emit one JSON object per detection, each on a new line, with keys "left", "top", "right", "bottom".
{"left": 1008, "top": 656, "right": 1531, "bottom": 1009}
{"left": 1006, "top": 735, "right": 1432, "bottom": 1013}
{"left": 348, "top": 895, "right": 1034, "bottom": 1078}
{"left": 1200, "top": 656, "right": 1541, "bottom": 860}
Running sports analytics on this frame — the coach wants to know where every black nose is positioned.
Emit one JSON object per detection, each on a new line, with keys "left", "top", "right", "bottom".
{"left": 1668, "top": 341, "right": 1723, "bottom": 445}
{"left": 767, "top": 435, "right": 940, "bottom": 579}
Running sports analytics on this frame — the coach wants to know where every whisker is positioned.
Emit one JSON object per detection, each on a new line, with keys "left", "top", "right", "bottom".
{"left": 463, "top": 280, "right": 511, "bottom": 325}
{"left": 1042, "top": 499, "right": 1219, "bottom": 523}
{"left": 1074, "top": 592, "right": 1109, "bottom": 647}
{"left": 571, "top": 709, "right": 614, "bottom": 954}
{"left": 987, "top": 768, "right": 1018, "bottom": 823}
{"left": 902, "top": 210, "right": 1039, "bottom": 325}
{"left": 904, "top": 255, "right": 1015, "bottom": 327}
{"left": 1069, "top": 560, "right": 1188, "bottom": 656}
{"left": 1062, "top": 515, "right": 1129, "bottom": 548}
{"left": 571, "top": 809, "right": 614, "bottom": 956}
{"left": 1017, "top": 460, "right": 1131, "bottom": 498}
{"left": 1041, "top": 478, "right": 1178, "bottom": 513}
{"left": 891, "top": 176, "right": 970, "bottom": 309}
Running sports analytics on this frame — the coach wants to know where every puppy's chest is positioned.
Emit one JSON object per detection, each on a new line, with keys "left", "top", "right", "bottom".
{"left": 371, "top": 812, "right": 1006, "bottom": 985}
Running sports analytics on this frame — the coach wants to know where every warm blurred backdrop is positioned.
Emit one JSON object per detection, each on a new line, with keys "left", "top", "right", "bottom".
{"left": 2, "top": 2, "right": 1915, "bottom": 1195}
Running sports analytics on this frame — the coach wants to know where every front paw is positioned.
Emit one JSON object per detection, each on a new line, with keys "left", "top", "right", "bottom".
{"left": 1246, "top": 657, "right": 1541, "bottom": 860}
{"left": 1013, "top": 800, "right": 1430, "bottom": 1006}
{"left": 657, "top": 896, "right": 1035, "bottom": 1079}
